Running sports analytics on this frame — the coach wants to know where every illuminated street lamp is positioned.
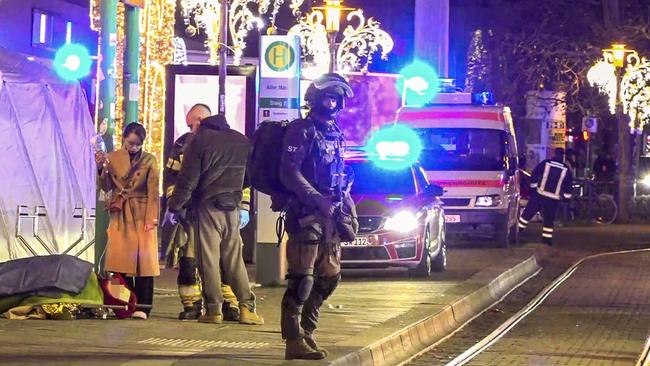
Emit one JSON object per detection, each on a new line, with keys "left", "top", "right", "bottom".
{"left": 314, "top": 0, "right": 354, "bottom": 72}
{"left": 591, "top": 43, "right": 640, "bottom": 222}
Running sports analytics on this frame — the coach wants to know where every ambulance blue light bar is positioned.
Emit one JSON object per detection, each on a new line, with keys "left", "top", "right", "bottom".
{"left": 471, "top": 92, "right": 495, "bottom": 105}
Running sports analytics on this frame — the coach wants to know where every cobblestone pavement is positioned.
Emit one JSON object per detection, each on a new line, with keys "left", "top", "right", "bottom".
{"left": 0, "top": 247, "right": 530, "bottom": 366}
{"left": 410, "top": 225, "right": 650, "bottom": 366}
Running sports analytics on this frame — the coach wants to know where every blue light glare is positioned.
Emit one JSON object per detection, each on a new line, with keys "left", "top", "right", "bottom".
{"left": 365, "top": 124, "right": 423, "bottom": 170}
{"left": 397, "top": 60, "right": 440, "bottom": 106}
{"left": 54, "top": 43, "right": 91, "bottom": 82}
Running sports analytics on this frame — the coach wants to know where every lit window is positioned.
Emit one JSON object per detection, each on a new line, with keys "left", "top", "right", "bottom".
{"left": 32, "top": 9, "right": 53, "bottom": 47}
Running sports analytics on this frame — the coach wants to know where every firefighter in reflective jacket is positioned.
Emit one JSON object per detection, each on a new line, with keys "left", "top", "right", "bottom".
{"left": 279, "top": 73, "right": 358, "bottom": 360}
{"left": 162, "top": 103, "right": 248, "bottom": 320}
{"left": 518, "top": 148, "right": 573, "bottom": 245}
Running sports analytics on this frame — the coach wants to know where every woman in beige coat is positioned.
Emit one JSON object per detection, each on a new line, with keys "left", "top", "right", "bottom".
{"left": 96, "top": 123, "right": 160, "bottom": 319}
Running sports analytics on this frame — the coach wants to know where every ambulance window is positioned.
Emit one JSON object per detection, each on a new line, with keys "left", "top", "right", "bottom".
{"left": 416, "top": 128, "right": 506, "bottom": 171}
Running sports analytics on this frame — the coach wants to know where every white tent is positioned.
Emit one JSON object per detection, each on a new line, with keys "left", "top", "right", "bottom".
{"left": 0, "top": 47, "right": 96, "bottom": 263}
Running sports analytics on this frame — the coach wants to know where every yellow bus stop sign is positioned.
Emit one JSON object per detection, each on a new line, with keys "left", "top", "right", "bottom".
{"left": 264, "top": 41, "right": 296, "bottom": 72}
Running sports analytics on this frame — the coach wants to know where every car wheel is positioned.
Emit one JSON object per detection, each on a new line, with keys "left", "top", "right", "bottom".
{"left": 409, "top": 230, "right": 432, "bottom": 278}
{"left": 431, "top": 236, "right": 446, "bottom": 272}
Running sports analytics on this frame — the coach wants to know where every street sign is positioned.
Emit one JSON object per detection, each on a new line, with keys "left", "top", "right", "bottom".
{"left": 259, "top": 35, "right": 301, "bottom": 122}
{"left": 582, "top": 117, "right": 598, "bottom": 133}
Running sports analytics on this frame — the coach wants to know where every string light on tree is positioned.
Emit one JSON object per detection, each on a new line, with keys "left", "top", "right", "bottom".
{"left": 621, "top": 59, "right": 650, "bottom": 133}
{"left": 587, "top": 60, "right": 617, "bottom": 114}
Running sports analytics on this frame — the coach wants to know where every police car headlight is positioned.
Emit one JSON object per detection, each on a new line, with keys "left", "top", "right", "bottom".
{"left": 384, "top": 211, "right": 419, "bottom": 233}
{"left": 475, "top": 195, "right": 502, "bottom": 207}
{"left": 641, "top": 175, "right": 650, "bottom": 187}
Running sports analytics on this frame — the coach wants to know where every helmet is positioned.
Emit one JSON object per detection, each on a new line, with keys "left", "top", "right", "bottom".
{"left": 304, "top": 73, "right": 354, "bottom": 117}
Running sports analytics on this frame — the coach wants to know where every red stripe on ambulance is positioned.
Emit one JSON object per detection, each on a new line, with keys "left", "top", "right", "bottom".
{"left": 400, "top": 110, "right": 502, "bottom": 121}
{"left": 432, "top": 180, "right": 503, "bottom": 188}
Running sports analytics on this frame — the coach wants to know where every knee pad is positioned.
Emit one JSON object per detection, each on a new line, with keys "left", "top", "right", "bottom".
{"left": 313, "top": 274, "right": 340, "bottom": 299}
{"left": 178, "top": 257, "right": 198, "bottom": 285}
{"left": 286, "top": 274, "right": 314, "bottom": 305}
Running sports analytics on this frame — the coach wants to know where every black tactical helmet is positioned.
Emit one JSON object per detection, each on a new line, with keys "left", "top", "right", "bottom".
{"left": 304, "top": 73, "right": 354, "bottom": 116}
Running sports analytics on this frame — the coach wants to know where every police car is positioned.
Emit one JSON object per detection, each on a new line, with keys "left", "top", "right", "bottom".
{"left": 341, "top": 141, "right": 447, "bottom": 278}
{"left": 398, "top": 92, "right": 520, "bottom": 247}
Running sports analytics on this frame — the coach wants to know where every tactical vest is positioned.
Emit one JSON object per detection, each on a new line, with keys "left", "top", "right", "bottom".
{"left": 310, "top": 121, "right": 345, "bottom": 195}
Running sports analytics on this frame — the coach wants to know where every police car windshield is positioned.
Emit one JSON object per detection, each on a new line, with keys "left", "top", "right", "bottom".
{"left": 416, "top": 128, "right": 506, "bottom": 171}
{"left": 348, "top": 162, "right": 416, "bottom": 195}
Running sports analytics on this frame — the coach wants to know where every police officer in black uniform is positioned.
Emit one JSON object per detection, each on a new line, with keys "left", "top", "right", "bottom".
{"left": 518, "top": 148, "right": 573, "bottom": 245}
{"left": 279, "top": 73, "right": 358, "bottom": 360}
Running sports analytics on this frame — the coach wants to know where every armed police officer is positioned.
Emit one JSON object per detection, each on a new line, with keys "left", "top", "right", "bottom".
{"left": 518, "top": 148, "right": 573, "bottom": 245}
{"left": 166, "top": 113, "right": 263, "bottom": 325}
{"left": 162, "top": 104, "right": 246, "bottom": 321}
{"left": 279, "top": 73, "right": 358, "bottom": 360}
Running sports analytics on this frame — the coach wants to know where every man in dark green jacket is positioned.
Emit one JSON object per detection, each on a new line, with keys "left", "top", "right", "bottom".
{"left": 167, "top": 114, "right": 263, "bottom": 325}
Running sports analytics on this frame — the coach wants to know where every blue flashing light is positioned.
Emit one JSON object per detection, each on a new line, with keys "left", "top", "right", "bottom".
{"left": 364, "top": 124, "right": 423, "bottom": 170}
{"left": 472, "top": 91, "right": 495, "bottom": 105}
{"left": 397, "top": 60, "right": 440, "bottom": 106}
{"left": 54, "top": 43, "right": 91, "bottom": 82}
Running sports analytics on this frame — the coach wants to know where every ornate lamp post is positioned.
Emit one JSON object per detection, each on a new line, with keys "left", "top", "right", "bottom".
{"left": 601, "top": 44, "right": 640, "bottom": 222}
{"left": 314, "top": 0, "right": 354, "bottom": 73}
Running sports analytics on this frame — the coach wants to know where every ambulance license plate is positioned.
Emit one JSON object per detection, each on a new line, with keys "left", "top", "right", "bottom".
{"left": 341, "top": 237, "right": 370, "bottom": 247}
{"left": 445, "top": 215, "right": 461, "bottom": 223}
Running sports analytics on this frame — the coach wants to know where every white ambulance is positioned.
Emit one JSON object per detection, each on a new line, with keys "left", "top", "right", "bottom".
{"left": 399, "top": 93, "right": 520, "bottom": 247}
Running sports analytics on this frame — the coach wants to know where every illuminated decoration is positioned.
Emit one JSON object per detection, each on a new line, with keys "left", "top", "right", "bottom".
{"left": 588, "top": 44, "right": 649, "bottom": 133}
{"left": 397, "top": 60, "right": 440, "bottom": 106}
{"left": 621, "top": 59, "right": 650, "bottom": 133}
{"left": 364, "top": 124, "right": 423, "bottom": 171}
{"left": 587, "top": 60, "right": 617, "bottom": 114}
{"left": 173, "top": 37, "right": 188, "bottom": 65}
{"left": 54, "top": 43, "right": 92, "bottom": 81}
{"left": 138, "top": 0, "right": 175, "bottom": 175}
{"left": 288, "top": 2, "right": 394, "bottom": 78}
{"left": 180, "top": 0, "right": 221, "bottom": 64}
{"left": 176, "top": 0, "right": 391, "bottom": 74}
{"left": 91, "top": 0, "right": 175, "bottom": 180}
{"left": 289, "top": 0, "right": 306, "bottom": 17}
{"left": 464, "top": 29, "right": 489, "bottom": 93}
{"left": 229, "top": 1, "right": 265, "bottom": 65}
{"left": 287, "top": 12, "right": 330, "bottom": 79}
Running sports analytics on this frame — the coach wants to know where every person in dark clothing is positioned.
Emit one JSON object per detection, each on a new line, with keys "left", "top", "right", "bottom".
{"left": 279, "top": 73, "right": 358, "bottom": 360}
{"left": 166, "top": 114, "right": 263, "bottom": 325}
{"left": 518, "top": 148, "right": 573, "bottom": 245}
{"left": 162, "top": 104, "right": 245, "bottom": 321}
{"left": 593, "top": 151, "right": 616, "bottom": 181}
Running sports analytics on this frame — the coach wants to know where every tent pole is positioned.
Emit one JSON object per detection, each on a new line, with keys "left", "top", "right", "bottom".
{"left": 95, "top": 0, "right": 118, "bottom": 272}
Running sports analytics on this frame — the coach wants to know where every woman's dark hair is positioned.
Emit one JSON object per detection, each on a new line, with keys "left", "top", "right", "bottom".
{"left": 123, "top": 122, "right": 147, "bottom": 142}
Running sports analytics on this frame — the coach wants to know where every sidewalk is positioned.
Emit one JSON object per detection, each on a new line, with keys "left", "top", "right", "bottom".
{"left": 0, "top": 246, "right": 544, "bottom": 366}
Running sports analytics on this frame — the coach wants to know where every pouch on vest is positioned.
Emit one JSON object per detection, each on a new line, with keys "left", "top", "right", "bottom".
{"left": 297, "top": 214, "right": 323, "bottom": 244}
{"left": 335, "top": 205, "right": 356, "bottom": 242}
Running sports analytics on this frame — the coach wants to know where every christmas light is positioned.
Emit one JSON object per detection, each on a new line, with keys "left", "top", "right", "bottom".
{"left": 587, "top": 60, "right": 617, "bottom": 114}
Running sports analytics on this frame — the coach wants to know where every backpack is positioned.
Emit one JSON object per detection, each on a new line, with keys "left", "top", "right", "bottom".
{"left": 247, "top": 120, "right": 292, "bottom": 201}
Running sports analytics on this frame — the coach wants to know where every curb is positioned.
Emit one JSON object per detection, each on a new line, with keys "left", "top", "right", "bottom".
{"left": 330, "top": 254, "right": 541, "bottom": 366}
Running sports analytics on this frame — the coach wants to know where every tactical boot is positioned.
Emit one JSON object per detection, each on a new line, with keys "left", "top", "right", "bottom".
{"left": 178, "top": 301, "right": 202, "bottom": 320}
{"left": 222, "top": 302, "right": 240, "bottom": 322}
{"left": 304, "top": 333, "right": 328, "bottom": 357}
{"left": 198, "top": 314, "right": 223, "bottom": 324}
{"left": 239, "top": 306, "right": 264, "bottom": 325}
{"left": 285, "top": 338, "right": 327, "bottom": 360}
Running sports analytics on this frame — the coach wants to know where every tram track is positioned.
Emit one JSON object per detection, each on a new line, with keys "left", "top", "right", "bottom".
{"left": 400, "top": 243, "right": 650, "bottom": 366}
{"left": 442, "top": 247, "right": 650, "bottom": 366}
